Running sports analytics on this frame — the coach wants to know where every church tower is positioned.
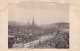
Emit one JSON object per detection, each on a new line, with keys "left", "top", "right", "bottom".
{"left": 31, "top": 16, "right": 35, "bottom": 34}
{"left": 32, "top": 16, "right": 35, "bottom": 26}
{"left": 27, "top": 20, "right": 30, "bottom": 30}
{"left": 28, "top": 20, "right": 30, "bottom": 26}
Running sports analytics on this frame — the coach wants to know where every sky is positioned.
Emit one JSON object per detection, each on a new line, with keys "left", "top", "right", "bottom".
{"left": 8, "top": 3, "right": 69, "bottom": 25}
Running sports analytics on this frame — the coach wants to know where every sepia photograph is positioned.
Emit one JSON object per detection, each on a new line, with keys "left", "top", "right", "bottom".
{"left": 8, "top": 2, "right": 69, "bottom": 49}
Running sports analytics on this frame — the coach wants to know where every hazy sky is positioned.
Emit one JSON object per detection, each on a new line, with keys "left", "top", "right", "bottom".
{"left": 8, "top": 3, "right": 69, "bottom": 25}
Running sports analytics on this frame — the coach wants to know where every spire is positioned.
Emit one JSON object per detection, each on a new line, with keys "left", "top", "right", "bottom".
{"left": 32, "top": 16, "right": 35, "bottom": 25}
{"left": 31, "top": 16, "right": 35, "bottom": 35}
{"left": 28, "top": 20, "right": 30, "bottom": 26}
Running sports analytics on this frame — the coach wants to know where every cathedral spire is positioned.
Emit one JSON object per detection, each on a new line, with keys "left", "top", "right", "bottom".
{"left": 32, "top": 16, "right": 35, "bottom": 25}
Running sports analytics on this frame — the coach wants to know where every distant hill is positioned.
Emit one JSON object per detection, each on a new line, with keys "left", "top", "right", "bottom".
{"left": 54, "top": 22, "right": 69, "bottom": 29}
{"left": 42, "top": 22, "right": 69, "bottom": 29}
{"left": 8, "top": 21, "right": 27, "bottom": 26}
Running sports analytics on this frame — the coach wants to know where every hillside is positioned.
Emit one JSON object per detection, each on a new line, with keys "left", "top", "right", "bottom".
{"left": 42, "top": 22, "right": 69, "bottom": 29}
{"left": 8, "top": 21, "right": 27, "bottom": 26}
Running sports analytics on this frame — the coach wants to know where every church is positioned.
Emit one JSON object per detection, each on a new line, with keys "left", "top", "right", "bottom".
{"left": 27, "top": 17, "right": 35, "bottom": 29}
{"left": 27, "top": 17, "right": 37, "bottom": 36}
{"left": 27, "top": 17, "right": 42, "bottom": 36}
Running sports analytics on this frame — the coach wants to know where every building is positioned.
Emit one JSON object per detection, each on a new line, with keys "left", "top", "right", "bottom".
{"left": 27, "top": 17, "right": 36, "bottom": 36}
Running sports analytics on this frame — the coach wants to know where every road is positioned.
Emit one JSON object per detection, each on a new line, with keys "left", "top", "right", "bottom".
{"left": 24, "top": 33, "right": 56, "bottom": 48}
